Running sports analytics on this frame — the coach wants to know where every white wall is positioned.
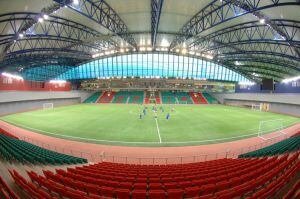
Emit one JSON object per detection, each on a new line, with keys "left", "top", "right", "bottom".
{"left": 0, "top": 90, "right": 93, "bottom": 115}
{"left": 0, "top": 90, "right": 92, "bottom": 103}
{"left": 211, "top": 93, "right": 300, "bottom": 117}
{"left": 211, "top": 93, "right": 300, "bottom": 105}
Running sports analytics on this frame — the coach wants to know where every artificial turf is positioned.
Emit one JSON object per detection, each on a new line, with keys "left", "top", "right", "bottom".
{"left": 1, "top": 104, "right": 299, "bottom": 146}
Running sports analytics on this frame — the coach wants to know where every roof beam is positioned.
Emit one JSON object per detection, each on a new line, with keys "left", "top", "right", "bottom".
{"left": 0, "top": 13, "right": 117, "bottom": 50}
{"left": 53, "top": 0, "right": 137, "bottom": 48}
{"left": 226, "top": 0, "right": 300, "bottom": 57}
{"left": 151, "top": 0, "right": 164, "bottom": 48}
{"left": 169, "top": 0, "right": 299, "bottom": 50}
{"left": 190, "top": 20, "right": 300, "bottom": 50}
{"left": 0, "top": 2, "right": 63, "bottom": 61}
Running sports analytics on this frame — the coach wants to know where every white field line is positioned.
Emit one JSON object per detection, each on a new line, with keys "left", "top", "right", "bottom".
{"left": 1, "top": 118, "right": 299, "bottom": 145}
{"left": 155, "top": 118, "right": 162, "bottom": 143}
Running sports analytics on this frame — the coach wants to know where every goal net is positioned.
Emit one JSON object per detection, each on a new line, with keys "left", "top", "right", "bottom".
{"left": 43, "top": 103, "right": 54, "bottom": 110}
{"left": 252, "top": 103, "right": 262, "bottom": 111}
{"left": 258, "top": 119, "right": 285, "bottom": 140}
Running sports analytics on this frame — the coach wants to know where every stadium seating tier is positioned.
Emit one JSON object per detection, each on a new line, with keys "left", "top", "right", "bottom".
{"left": 9, "top": 153, "right": 299, "bottom": 198}
{"left": 83, "top": 92, "right": 102, "bottom": 103}
{"left": 0, "top": 134, "right": 87, "bottom": 165}
{"left": 239, "top": 134, "right": 300, "bottom": 158}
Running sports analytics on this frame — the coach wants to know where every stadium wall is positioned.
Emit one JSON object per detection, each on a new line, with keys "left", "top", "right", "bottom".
{"left": 211, "top": 93, "right": 300, "bottom": 117}
{"left": 0, "top": 91, "right": 92, "bottom": 116}
{"left": 0, "top": 74, "right": 71, "bottom": 91}
{"left": 235, "top": 80, "right": 300, "bottom": 93}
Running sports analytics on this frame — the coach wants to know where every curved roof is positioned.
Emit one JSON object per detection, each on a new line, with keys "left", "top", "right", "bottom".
{"left": 0, "top": 0, "right": 299, "bottom": 82}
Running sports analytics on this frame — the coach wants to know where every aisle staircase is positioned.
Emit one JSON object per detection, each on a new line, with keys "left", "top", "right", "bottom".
{"left": 198, "top": 93, "right": 208, "bottom": 104}
{"left": 97, "top": 91, "right": 115, "bottom": 103}
{"left": 189, "top": 92, "right": 200, "bottom": 104}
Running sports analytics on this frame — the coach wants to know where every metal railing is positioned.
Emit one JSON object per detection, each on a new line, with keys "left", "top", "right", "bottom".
{"left": 1, "top": 124, "right": 290, "bottom": 165}
{"left": 101, "top": 134, "right": 288, "bottom": 165}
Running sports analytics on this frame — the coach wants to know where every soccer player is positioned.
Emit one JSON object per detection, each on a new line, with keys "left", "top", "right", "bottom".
{"left": 166, "top": 113, "right": 170, "bottom": 120}
{"left": 143, "top": 108, "right": 147, "bottom": 116}
{"left": 139, "top": 113, "right": 143, "bottom": 119}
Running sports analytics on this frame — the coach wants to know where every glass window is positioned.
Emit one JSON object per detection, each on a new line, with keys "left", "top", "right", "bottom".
{"left": 52, "top": 53, "right": 250, "bottom": 82}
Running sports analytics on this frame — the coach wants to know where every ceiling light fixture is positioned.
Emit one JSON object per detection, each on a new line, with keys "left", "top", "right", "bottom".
{"left": 282, "top": 75, "right": 300, "bottom": 83}
{"left": 50, "top": 80, "right": 66, "bottom": 83}
{"left": 73, "top": 0, "right": 79, "bottom": 5}
{"left": 238, "top": 81, "right": 255, "bottom": 86}
{"left": 259, "top": 18, "right": 265, "bottom": 24}
{"left": 43, "top": 14, "right": 49, "bottom": 20}
{"left": 38, "top": 17, "right": 44, "bottom": 23}
{"left": 1, "top": 72, "right": 23, "bottom": 80}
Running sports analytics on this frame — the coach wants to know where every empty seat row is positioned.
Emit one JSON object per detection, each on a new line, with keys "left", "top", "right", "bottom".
{"left": 283, "top": 178, "right": 300, "bottom": 199}
{"left": 239, "top": 134, "right": 300, "bottom": 158}
{"left": 0, "top": 175, "right": 19, "bottom": 199}
{"left": 0, "top": 133, "right": 87, "bottom": 165}
{"left": 14, "top": 152, "right": 299, "bottom": 198}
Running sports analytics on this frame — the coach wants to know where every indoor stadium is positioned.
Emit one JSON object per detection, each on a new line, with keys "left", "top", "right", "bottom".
{"left": 0, "top": 0, "right": 299, "bottom": 198}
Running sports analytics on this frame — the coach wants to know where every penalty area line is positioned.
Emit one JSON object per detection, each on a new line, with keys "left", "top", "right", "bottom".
{"left": 154, "top": 118, "right": 162, "bottom": 143}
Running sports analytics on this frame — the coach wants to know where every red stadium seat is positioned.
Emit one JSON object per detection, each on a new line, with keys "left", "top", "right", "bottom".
{"left": 167, "top": 189, "right": 184, "bottom": 199}
{"left": 148, "top": 190, "right": 165, "bottom": 199}
{"left": 100, "top": 186, "right": 114, "bottom": 198}
{"left": 133, "top": 183, "right": 147, "bottom": 189}
{"left": 149, "top": 183, "right": 163, "bottom": 190}
{"left": 115, "top": 188, "right": 130, "bottom": 199}
{"left": 132, "top": 189, "right": 147, "bottom": 199}
{"left": 185, "top": 186, "right": 201, "bottom": 198}
{"left": 201, "top": 184, "right": 216, "bottom": 195}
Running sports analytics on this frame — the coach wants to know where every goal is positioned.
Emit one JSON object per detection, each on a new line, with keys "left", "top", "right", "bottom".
{"left": 43, "top": 103, "right": 54, "bottom": 110}
{"left": 252, "top": 103, "right": 262, "bottom": 111}
{"left": 258, "top": 119, "right": 285, "bottom": 140}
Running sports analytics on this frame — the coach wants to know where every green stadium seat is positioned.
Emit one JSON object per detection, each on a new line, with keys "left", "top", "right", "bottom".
{"left": 0, "top": 134, "right": 87, "bottom": 165}
{"left": 239, "top": 134, "right": 300, "bottom": 158}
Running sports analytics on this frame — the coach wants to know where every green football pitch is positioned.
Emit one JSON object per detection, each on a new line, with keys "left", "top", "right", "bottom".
{"left": 1, "top": 104, "right": 299, "bottom": 146}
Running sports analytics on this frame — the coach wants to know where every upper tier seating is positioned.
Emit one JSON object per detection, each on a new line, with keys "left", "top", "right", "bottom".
{"left": 0, "top": 134, "right": 87, "bottom": 165}
{"left": 83, "top": 92, "right": 102, "bottom": 103}
{"left": 0, "top": 175, "right": 19, "bottom": 199}
{"left": 239, "top": 135, "right": 300, "bottom": 158}
{"left": 112, "top": 91, "right": 130, "bottom": 103}
{"left": 128, "top": 91, "right": 144, "bottom": 104}
{"left": 11, "top": 153, "right": 299, "bottom": 199}
{"left": 176, "top": 92, "right": 193, "bottom": 104}
{"left": 202, "top": 93, "right": 218, "bottom": 104}
{"left": 0, "top": 128, "right": 18, "bottom": 139}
